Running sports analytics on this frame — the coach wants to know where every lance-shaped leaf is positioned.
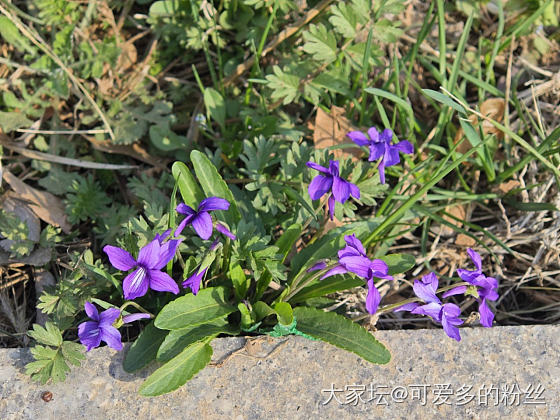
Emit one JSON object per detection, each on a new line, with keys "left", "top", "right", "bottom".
{"left": 172, "top": 161, "right": 204, "bottom": 208}
{"left": 123, "top": 322, "right": 168, "bottom": 373}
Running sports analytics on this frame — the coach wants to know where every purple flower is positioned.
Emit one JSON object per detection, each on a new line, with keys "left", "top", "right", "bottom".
{"left": 444, "top": 248, "right": 499, "bottom": 327}
{"left": 175, "top": 197, "right": 230, "bottom": 240}
{"left": 395, "top": 273, "right": 463, "bottom": 341}
{"left": 307, "top": 160, "right": 360, "bottom": 220}
{"left": 78, "top": 302, "right": 122, "bottom": 351}
{"left": 182, "top": 266, "right": 208, "bottom": 295}
{"left": 103, "top": 237, "right": 182, "bottom": 300}
{"left": 347, "top": 127, "right": 413, "bottom": 184}
{"left": 215, "top": 222, "right": 236, "bottom": 240}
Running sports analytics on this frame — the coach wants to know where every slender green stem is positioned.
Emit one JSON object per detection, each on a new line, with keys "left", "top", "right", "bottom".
{"left": 285, "top": 263, "right": 337, "bottom": 301}
{"left": 120, "top": 301, "right": 154, "bottom": 318}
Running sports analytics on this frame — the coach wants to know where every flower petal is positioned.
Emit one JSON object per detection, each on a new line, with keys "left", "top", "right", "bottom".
{"left": 182, "top": 267, "right": 207, "bottom": 295}
{"left": 442, "top": 286, "right": 467, "bottom": 298}
{"left": 393, "top": 302, "right": 420, "bottom": 312}
{"left": 137, "top": 239, "right": 161, "bottom": 267}
{"left": 412, "top": 302, "right": 442, "bottom": 322}
{"left": 370, "top": 259, "right": 391, "bottom": 279}
{"left": 380, "top": 128, "right": 393, "bottom": 143}
{"left": 383, "top": 146, "right": 401, "bottom": 167}
{"left": 78, "top": 321, "right": 101, "bottom": 351}
{"left": 320, "top": 264, "right": 348, "bottom": 280}
{"left": 339, "top": 255, "right": 372, "bottom": 279}
{"left": 307, "top": 261, "right": 327, "bottom": 272}
{"left": 123, "top": 267, "right": 149, "bottom": 300}
{"left": 332, "top": 176, "right": 351, "bottom": 203}
{"left": 365, "top": 279, "right": 381, "bottom": 315}
{"left": 367, "top": 127, "right": 380, "bottom": 143}
{"left": 368, "top": 143, "right": 385, "bottom": 162}
{"left": 394, "top": 140, "right": 414, "bottom": 154}
{"left": 349, "top": 182, "right": 360, "bottom": 200}
{"left": 347, "top": 131, "right": 370, "bottom": 146}
{"left": 176, "top": 203, "right": 196, "bottom": 216}
{"left": 103, "top": 245, "right": 136, "bottom": 271}
{"left": 467, "top": 248, "right": 482, "bottom": 271}
{"left": 147, "top": 269, "right": 179, "bottom": 295}
{"left": 442, "top": 316, "right": 461, "bottom": 341}
{"left": 153, "top": 239, "right": 182, "bottom": 270}
{"left": 122, "top": 313, "right": 151, "bottom": 324}
{"left": 99, "top": 325, "right": 123, "bottom": 351}
{"left": 198, "top": 197, "right": 230, "bottom": 212}
{"left": 328, "top": 160, "right": 340, "bottom": 177}
{"left": 192, "top": 211, "right": 214, "bottom": 240}
{"left": 99, "top": 307, "right": 121, "bottom": 326}
{"left": 478, "top": 299, "right": 494, "bottom": 327}
{"left": 378, "top": 161, "right": 386, "bottom": 184}
{"left": 84, "top": 302, "right": 99, "bottom": 321}
{"left": 308, "top": 175, "right": 333, "bottom": 200}
{"left": 174, "top": 218, "right": 190, "bottom": 237}
{"left": 456, "top": 268, "right": 480, "bottom": 284}
{"left": 216, "top": 222, "right": 236, "bottom": 240}
{"left": 154, "top": 229, "right": 172, "bottom": 243}
{"left": 328, "top": 195, "right": 336, "bottom": 220}
{"left": 344, "top": 234, "right": 366, "bottom": 256}
{"left": 306, "top": 161, "right": 329, "bottom": 173}
{"left": 413, "top": 279, "right": 440, "bottom": 304}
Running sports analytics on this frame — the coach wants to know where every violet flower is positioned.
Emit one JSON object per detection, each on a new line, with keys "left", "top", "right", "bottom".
{"left": 443, "top": 248, "right": 499, "bottom": 327}
{"left": 103, "top": 237, "right": 182, "bottom": 300}
{"left": 394, "top": 273, "right": 464, "bottom": 341}
{"left": 78, "top": 302, "right": 150, "bottom": 351}
{"left": 307, "top": 160, "right": 360, "bottom": 220}
{"left": 175, "top": 197, "right": 231, "bottom": 240}
{"left": 183, "top": 266, "right": 208, "bottom": 295}
{"left": 347, "top": 127, "right": 413, "bottom": 184}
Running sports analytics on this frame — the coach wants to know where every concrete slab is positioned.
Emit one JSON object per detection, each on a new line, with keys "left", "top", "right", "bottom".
{"left": 0, "top": 325, "right": 558, "bottom": 419}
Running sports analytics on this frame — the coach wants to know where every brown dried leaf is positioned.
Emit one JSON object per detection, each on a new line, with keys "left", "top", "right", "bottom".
{"left": 2, "top": 170, "right": 71, "bottom": 233}
{"left": 312, "top": 106, "right": 362, "bottom": 160}
{"left": 455, "top": 233, "right": 476, "bottom": 247}
{"left": 495, "top": 179, "right": 520, "bottom": 194}
{"left": 436, "top": 204, "right": 467, "bottom": 237}
{"left": 454, "top": 98, "right": 505, "bottom": 154}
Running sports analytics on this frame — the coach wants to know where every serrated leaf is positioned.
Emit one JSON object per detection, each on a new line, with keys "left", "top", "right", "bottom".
{"left": 155, "top": 287, "right": 236, "bottom": 330}
{"left": 203, "top": 88, "right": 226, "bottom": 129}
{"left": 302, "top": 23, "right": 337, "bottom": 63}
{"left": 139, "top": 340, "right": 213, "bottom": 396}
{"left": 157, "top": 319, "right": 238, "bottom": 362}
{"left": 190, "top": 150, "right": 241, "bottom": 226}
{"left": 293, "top": 307, "right": 390, "bottom": 364}
{"left": 265, "top": 65, "right": 300, "bottom": 105}
{"left": 172, "top": 161, "right": 205, "bottom": 208}
{"left": 0, "top": 111, "right": 32, "bottom": 132}
{"left": 61, "top": 342, "right": 85, "bottom": 367}
{"left": 28, "top": 322, "right": 63, "bottom": 347}
{"left": 378, "top": 253, "right": 416, "bottom": 276}
{"left": 329, "top": 3, "right": 358, "bottom": 38}
{"left": 123, "top": 322, "right": 168, "bottom": 373}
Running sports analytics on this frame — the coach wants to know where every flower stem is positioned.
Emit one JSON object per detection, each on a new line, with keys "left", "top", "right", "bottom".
{"left": 120, "top": 301, "right": 154, "bottom": 317}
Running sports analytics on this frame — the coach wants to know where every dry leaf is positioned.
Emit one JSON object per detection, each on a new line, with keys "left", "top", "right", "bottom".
{"left": 433, "top": 204, "right": 467, "bottom": 237}
{"left": 454, "top": 98, "right": 505, "bottom": 154}
{"left": 455, "top": 233, "right": 476, "bottom": 247}
{"left": 495, "top": 179, "right": 520, "bottom": 194}
{"left": 312, "top": 106, "right": 362, "bottom": 160}
{"left": 3, "top": 170, "right": 71, "bottom": 233}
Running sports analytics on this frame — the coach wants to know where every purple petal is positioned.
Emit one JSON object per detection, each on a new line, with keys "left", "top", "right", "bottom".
{"left": 174, "top": 218, "right": 190, "bottom": 237}
{"left": 365, "top": 279, "right": 381, "bottom": 315}
{"left": 328, "top": 195, "right": 335, "bottom": 220}
{"left": 394, "top": 140, "right": 414, "bottom": 154}
{"left": 147, "top": 269, "right": 179, "bottom": 295}
{"left": 456, "top": 268, "right": 480, "bottom": 285}
{"left": 328, "top": 160, "right": 340, "bottom": 177}
{"left": 347, "top": 131, "right": 370, "bottom": 146}
{"left": 380, "top": 128, "right": 393, "bottom": 143}
{"left": 467, "top": 248, "right": 482, "bottom": 271}
{"left": 98, "top": 308, "right": 121, "bottom": 326}
{"left": 412, "top": 302, "right": 442, "bottom": 322}
{"left": 78, "top": 321, "right": 101, "bottom": 351}
{"left": 422, "top": 272, "right": 439, "bottom": 290}
{"left": 383, "top": 146, "right": 401, "bottom": 167}
{"left": 442, "top": 285, "right": 467, "bottom": 298}
{"left": 192, "top": 211, "right": 213, "bottom": 240}
{"left": 332, "top": 176, "right": 351, "bottom": 203}
{"left": 154, "top": 229, "right": 171, "bottom": 243}
{"left": 308, "top": 175, "right": 333, "bottom": 200}
{"left": 320, "top": 264, "right": 348, "bottom": 280}
{"left": 84, "top": 302, "right": 99, "bottom": 321}
{"left": 103, "top": 245, "right": 136, "bottom": 271}
{"left": 216, "top": 222, "right": 236, "bottom": 240}
{"left": 198, "top": 197, "right": 230, "bottom": 212}
{"left": 369, "top": 259, "right": 391, "bottom": 279}
{"left": 378, "top": 161, "right": 386, "bottom": 184}
{"left": 413, "top": 279, "right": 440, "bottom": 304}
{"left": 349, "top": 182, "right": 360, "bottom": 200}
{"left": 176, "top": 203, "right": 196, "bottom": 216}
{"left": 367, "top": 127, "right": 380, "bottom": 143}
{"left": 307, "top": 261, "right": 327, "bottom": 272}
{"left": 182, "top": 267, "right": 207, "bottom": 295}
{"left": 442, "top": 303, "right": 462, "bottom": 319}
{"left": 442, "top": 317, "right": 461, "bottom": 341}
{"left": 344, "top": 234, "right": 366, "bottom": 256}
{"left": 137, "top": 239, "right": 161, "bottom": 267}
{"left": 153, "top": 239, "right": 182, "bottom": 270}
{"left": 99, "top": 325, "right": 123, "bottom": 351}
{"left": 393, "top": 302, "right": 420, "bottom": 312}
{"left": 306, "top": 161, "right": 329, "bottom": 174}
{"left": 368, "top": 143, "right": 385, "bottom": 162}
{"left": 339, "top": 255, "right": 372, "bottom": 279}
{"left": 123, "top": 267, "right": 150, "bottom": 300}
{"left": 122, "top": 313, "right": 151, "bottom": 324}
{"left": 478, "top": 299, "right": 494, "bottom": 327}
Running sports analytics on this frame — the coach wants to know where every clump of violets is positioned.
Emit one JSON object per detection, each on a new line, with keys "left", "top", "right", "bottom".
{"left": 309, "top": 234, "right": 392, "bottom": 315}
{"left": 395, "top": 273, "right": 464, "bottom": 341}
{"left": 103, "top": 236, "right": 182, "bottom": 300}
{"left": 443, "top": 248, "right": 499, "bottom": 327}
{"left": 78, "top": 302, "right": 150, "bottom": 351}
{"left": 347, "top": 127, "right": 413, "bottom": 184}
{"left": 175, "top": 197, "right": 235, "bottom": 240}
{"left": 307, "top": 160, "right": 360, "bottom": 220}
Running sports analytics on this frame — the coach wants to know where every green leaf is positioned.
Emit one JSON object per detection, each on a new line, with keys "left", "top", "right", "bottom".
{"left": 265, "top": 66, "right": 300, "bottom": 105}
{"left": 378, "top": 253, "right": 416, "bottom": 276}
{"left": 61, "top": 342, "right": 85, "bottom": 367}
{"left": 422, "top": 89, "right": 467, "bottom": 115}
{"left": 139, "top": 341, "right": 213, "bottom": 396}
{"left": 274, "top": 223, "right": 302, "bottom": 263}
{"left": 0, "top": 16, "right": 35, "bottom": 54}
{"left": 252, "top": 301, "right": 276, "bottom": 321}
{"left": 190, "top": 150, "right": 241, "bottom": 225}
{"left": 0, "top": 111, "right": 32, "bottom": 132}
{"left": 171, "top": 161, "right": 204, "bottom": 208}
{"left": 155, "top": 287, "right": 236, "bottom": 330}
{"left": 504, "top": 199, "right": 558, "bottom": 212}
{"left": 293, "top": 307, "right": 390, "bottom": 364}
{"left": 273, "top": 302, "right": 293, "bottom": 326}
{"left": 238, "top": 302, "right": 254, "bottom": 329}
{"left": 28, "top": 322, "right": 63, "bottom": 347}
{"left": 229, "top": 263, "right": 249, "bottom": 300}
{"left": 203, "top": 88, "right": 226, "bottom": 129}
{"left": 149, "top": 0, "right": 181, "bottom": 17}
{"left": 157, "top": 319, "right": 238, "bottom": 362}
{"left": 123, "top": 322, "right": 168, "bottom": 373}
{"left": 289, "top": 276, "right": 364, "bottom": 303}
{"left": 303, "top": 24, "right": 337, "bottom": 63}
